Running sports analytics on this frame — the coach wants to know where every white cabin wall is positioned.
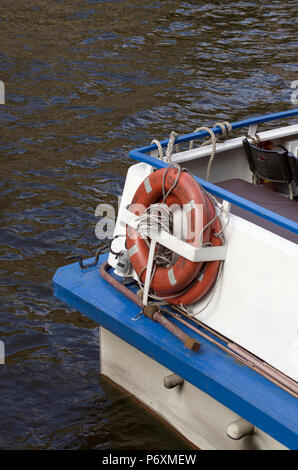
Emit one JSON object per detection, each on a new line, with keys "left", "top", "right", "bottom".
{"left": 175, "top": 146, "right": 251, "bottom": 184}
{"left": 193, "top": 215, "right": 298, "bottom": 382}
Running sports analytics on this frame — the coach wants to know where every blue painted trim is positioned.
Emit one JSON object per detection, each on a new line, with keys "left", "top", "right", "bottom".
{"left": 52, "top": 254, "right": 298, "bottom": 450}
{"left": 128, "top": 151, "right": 298, "bottom": 234}
{"left": 136, "top": 109, "right": 298, "bottom": 153}
{"left": 129, "top": 110, "right": 298, "bottom": 235}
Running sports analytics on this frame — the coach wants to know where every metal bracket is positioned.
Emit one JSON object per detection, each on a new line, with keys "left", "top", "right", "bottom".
{"left": 227, "top": 418, "right": 255, "bottom": 440}
{"left": 66, "top": 243, "right": 110, "bottom": 270}
{"left": 143, "top": 239, "right": 156, "bottom": 306}
{"left": 247, "top": 124, "right": 260, "bottom": 145}
{"left": 164, "top": 373, "right": 184, "bottom": 389}
{"left": 247, "top": 124, "right": 258, "bottom": 139}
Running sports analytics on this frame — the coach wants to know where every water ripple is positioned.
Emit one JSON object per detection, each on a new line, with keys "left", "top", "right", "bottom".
{"left": 0, "top": 0, "right": 297, "bottom": 449}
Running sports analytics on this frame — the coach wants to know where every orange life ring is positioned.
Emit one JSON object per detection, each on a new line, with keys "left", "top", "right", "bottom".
{"left": 126, "top": 167, "right": 221, "bottom": 304}
{"left": 168, "top": 195, "right": 222, "bottom": 305}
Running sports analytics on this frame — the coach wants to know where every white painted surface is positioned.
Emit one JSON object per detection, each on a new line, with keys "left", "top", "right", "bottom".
{"left": 108, "top": 162, "right": 153, "bottom": 270}
{"left": 172, "top": 124, "right": 298, "bottom": 163}
{"left": 109, "top": 127, "right": 298, "bottom": 381}
{"left": 120, "top": 206, "right": 227, "bottom": 261}
{"left": 100, "top": 328, "right": 287, "bottom": 450}
{"left": 193, "top": 215, "right": 298, "bottom": 382}
{"left": 287, "top": 140, "right": 298, "bottom": 157}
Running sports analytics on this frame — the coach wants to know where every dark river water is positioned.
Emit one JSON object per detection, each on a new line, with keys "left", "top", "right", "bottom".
{"left": 0, "top": 0, "right": 297, "bottom": 450}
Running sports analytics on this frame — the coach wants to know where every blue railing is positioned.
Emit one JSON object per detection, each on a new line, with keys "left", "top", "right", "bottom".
{"left": 129, "top": 109, "right": 298, "bottom": 235}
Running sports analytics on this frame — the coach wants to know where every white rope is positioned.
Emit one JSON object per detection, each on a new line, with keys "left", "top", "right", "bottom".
{"left": 151, "top": 131, "right": 178, "bottom": 164}
{"left": 180, "top": 257, "right": 225, "bottom": 317}
{"left": 151, "top": 139, "right": 164, "bottom": 160}
{"left": 189, "top": 121, "right": 233, "bottom": 182}
{"left": 188, "top": 126, "right": 217, "bottom": 181}
{"left": 165, "top": 131, "right": 178, "bottom": 163}
{"left": 135, "top": 190, "right": 228, "bottom": 306}
{"left": 137, "top": 203, "right": 174, "bottom": 268}
{"left": 137, "top": 163, "right": 181, "bottom": 271}
{"left": 135, "top": 164, "right": 182, "bottom": 297}
{"left": 142, "top": 121, "right": 232, "bottom": 309}
{"left": 201, "top": 187, "right": 230, "bottom": 233}
{"left": 152, "top": 121, "right": 232, "bottom": 171}
{"left": 215, "top": 121, "right": 233, "bottom": 140}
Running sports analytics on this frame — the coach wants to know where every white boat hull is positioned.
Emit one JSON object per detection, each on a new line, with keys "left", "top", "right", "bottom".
{"left": 100, "top": 327, "right": 287, "bottom": 450}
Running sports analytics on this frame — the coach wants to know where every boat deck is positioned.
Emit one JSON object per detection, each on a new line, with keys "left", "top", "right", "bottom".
{"left": 218, "top": 179, "right": 298, "bottom": 244}
{"left": 53, "top": 253, "right": 298, "bottom": 449}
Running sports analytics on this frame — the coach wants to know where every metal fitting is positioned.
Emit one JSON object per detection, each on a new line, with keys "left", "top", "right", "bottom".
{"left": 227, "top": 418, "right": 255, "bottom": 440}
{"left": 163, "top": 373, "right": 184, "bottom": 389}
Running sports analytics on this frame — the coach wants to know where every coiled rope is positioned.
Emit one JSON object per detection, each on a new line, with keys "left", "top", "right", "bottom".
{"left": 140, "top": 121, "right": 232, "bottom": 309}
{"left": 151, "top": 130, "right": 178, "bottom": 164}
{"left": 137, "top": 163, "right": 182, "bottom": 271}
{"left": 135, "top": 163, "right": 228, "bottom": 310}
{"left": 152, "top": 121, "right": 232, "bottom": 182}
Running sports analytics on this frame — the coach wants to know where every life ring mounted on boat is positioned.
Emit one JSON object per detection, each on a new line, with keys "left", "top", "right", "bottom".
{"left": 126, "top": 165, "right": 223, "bottom": 305}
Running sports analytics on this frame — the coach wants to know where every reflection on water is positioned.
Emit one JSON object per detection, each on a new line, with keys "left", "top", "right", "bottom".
{"left": 0, "top": 0, "right": 297, "bottom": 449}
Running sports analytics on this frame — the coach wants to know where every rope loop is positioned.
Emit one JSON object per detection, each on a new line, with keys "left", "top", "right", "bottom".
{"left": 165, "top": 131, "right": 178, "bottom": 163}
{"left": 188, "top": 121, "right": 232, "bottom": 182}
{"left": 151, "top": 139, "right": 164, "bottom": 160}
{"left": 151, "top": 131, "right": 178, "bottom": 164}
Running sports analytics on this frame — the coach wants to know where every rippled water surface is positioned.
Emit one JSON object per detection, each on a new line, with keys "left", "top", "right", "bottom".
{"left": 0, "top": 0, "right": 297, "bottom": 449}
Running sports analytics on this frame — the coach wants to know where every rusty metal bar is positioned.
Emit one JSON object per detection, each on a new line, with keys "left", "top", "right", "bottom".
{"left": 100, "top": 261, "right": 200, "bottom": 352}
{"left": 170, "top": 306, "right": 298, "bottom": 396}
{"left": 162, "top": 308, "right": 254, "bottom": 366}
{"left": 100, "top": 261, "right": 143, "bottom": 308}
{"left": 171, "top": 305, "right": 231, "bottom": 342}
{"left": 163, "top": 308, "right": 298, "bottom": 399}
{"left": 228, "top": 343, "right": 298, "bottom": 396}
{"left": 143, "top": 305, "right": 201, "bottom": 352}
